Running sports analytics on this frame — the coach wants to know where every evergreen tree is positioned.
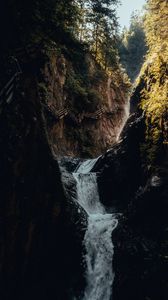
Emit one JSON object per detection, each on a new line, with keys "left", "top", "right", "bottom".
{"left": 0, "top": 0, "right": 121, "bottom": 73}
{"left": 0, "top": 0, "right": 79, "bottom": 50}
{"left": 139, "top": 0, "right": 168, "bottom": 149}
{"left": 76, "top": 0, "right": 119, "bottom": 69}
{"left": 118, "top": 12, "right": 147, "bottom": 81}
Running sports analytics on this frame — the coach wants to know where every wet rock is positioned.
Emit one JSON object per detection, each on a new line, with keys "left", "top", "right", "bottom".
{"left": 95, "top": 111, "right": 168, "bottom": 300}
{"left": 95, "top": 113, "right": 145, "bottom": 209}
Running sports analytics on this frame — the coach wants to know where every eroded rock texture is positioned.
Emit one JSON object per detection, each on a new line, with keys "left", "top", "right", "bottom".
{"left": 38, "top": 48, "right": 129, "bottom": 157}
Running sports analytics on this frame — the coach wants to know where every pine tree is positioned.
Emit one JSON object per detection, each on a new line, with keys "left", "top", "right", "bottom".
{"left": 76, "top": 0, "right": 119, "bottom": 68}
{"left": 139, "top": 0, "right": 168, "bottom": 148}
{"left": 118, "top": 12, "right": 147, "bottom": 81}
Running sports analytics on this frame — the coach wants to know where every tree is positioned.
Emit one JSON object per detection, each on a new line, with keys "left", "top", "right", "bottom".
{"left": 144, "top": 0, "right": 168, "bottom": 50}
{"left": 139, "top": 0, "right": 168, "bottom": 148}
{"left": 73, "top": 0, "right": 119, "bottom": 69}
{"left": 118, "top": 12, "right": 148, "bottom": 82}
{"left": 0, "top": 0, "right": 122, "bottom": 75}
{"left": 0, "top": 0, "right": 80, "bottom": 50}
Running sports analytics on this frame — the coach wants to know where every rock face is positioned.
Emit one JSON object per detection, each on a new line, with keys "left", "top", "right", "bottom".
{"left": 95, "top": 111, "right": 168, "bottom": 300}
{"left": 95, "top": 113, "right": 145, "bottom": 208}
{"left": 38, "top": 46, "right": 129, "bottom": 157}
{"left": 0, "top": 63, "right": 87, "bottom": 299}
{"left": 3, "top": 39, "right": 168, "bottom": 300}
{"left": 0, "top": 41, "right": 130, "bottom": 299}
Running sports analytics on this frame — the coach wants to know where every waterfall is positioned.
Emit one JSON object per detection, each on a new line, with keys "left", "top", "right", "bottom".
{"left": 73, "top": 159, "right": 118, "bottom": 300}
{"left": 74, "top": 157, "right": 101, "bottom": 174}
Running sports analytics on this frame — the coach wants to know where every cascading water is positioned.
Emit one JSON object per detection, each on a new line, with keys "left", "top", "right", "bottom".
{"left": 73, "top": 159, "right": 118, "bottom": 300}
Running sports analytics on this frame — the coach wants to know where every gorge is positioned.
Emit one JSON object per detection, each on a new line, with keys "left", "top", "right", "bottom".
{"left": 0, "top": 0, "right": 168, "bottom": 300}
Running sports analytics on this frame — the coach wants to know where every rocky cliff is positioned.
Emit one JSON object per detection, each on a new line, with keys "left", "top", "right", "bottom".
{"left": 93, "top": 5, "right": 168, "bottom": 294}
{"left": 36, "top": 43, "right": 130, "bottom": 157}
{"left": 0, "top": 36, "right": 130, "bottom": 298}
{"left": 1, "top": 1, "right": 168, "bottom": 299}
{"left": 94, "top": 59, "right": 168, "bottom": 300}
{"left": 0, "top": 18, "right": 131, "bottom": 296}
{"left": 0, "top": 51, "right": 88, "bottom": 299}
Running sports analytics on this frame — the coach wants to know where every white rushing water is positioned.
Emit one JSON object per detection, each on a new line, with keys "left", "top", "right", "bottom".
{"left": 74, "top": 157, "right": 101, "bottom": 174}
{"left": 73, "top": 159, "right": 118, "bottom": 300}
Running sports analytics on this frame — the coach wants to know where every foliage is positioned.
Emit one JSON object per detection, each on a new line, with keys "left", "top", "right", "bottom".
{"left": 1, "top": 0, "right": 127, "bottom": 84}
{"left": 65, "top": 70, "right": 101, "bottom": 113}
{"left": 1, "top": 0, "right": 119, "bottom": 67}
{"left": 89, "top": 69, "right": 107, "bottom": 85}
{"left": 118, "top": 12, "right": 148, "bottom": 82}
{"left": 138, "top": 0, "right": 168, "bottom": 161}
{"left": 87, "top": 89, "right": 102, "bottom": 112}
{"left": 0, "top": 0, "right": 79, "bottom": 50}
{"left": 144, "top": 0, "right": 168, "bottom": 51}
{"left": 75, "top": 0, "right": 119, "bottom": 70}
{"left": 0, "top": 0, "right": 130, "bottom": 120}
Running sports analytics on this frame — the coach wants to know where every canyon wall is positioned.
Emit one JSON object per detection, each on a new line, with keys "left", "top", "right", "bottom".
{"left": 37, "top": 45, "right": 130, "bottom": 157}
{"left": 95, "top": 53, "right": 168, "bottom": 300}
{"left": 0, "top": 39, "right": 129, "bottom": 298}
{"left": 0, "top": 52, "right": 87, "bottom": 299}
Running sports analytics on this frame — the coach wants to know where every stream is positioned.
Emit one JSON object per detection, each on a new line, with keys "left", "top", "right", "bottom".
{"left": 73, "top": 158, "right": 118, "bottom": 300}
